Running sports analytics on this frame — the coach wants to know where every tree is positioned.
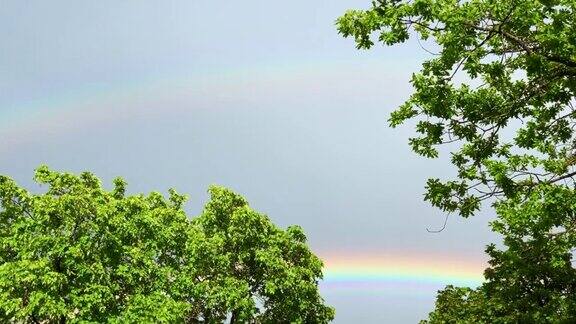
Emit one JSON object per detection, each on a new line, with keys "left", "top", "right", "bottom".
{"left": 0, "top": 166, "right": 334, "bottom": 323}
{"left": 337, "top": 0, "right": 576, "bottom": 321}
{"left": 424, "top": 186, "right": 576, "bottom": 323}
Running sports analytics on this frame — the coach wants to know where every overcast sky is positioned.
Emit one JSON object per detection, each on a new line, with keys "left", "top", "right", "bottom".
{"left": 0, "top": 1, "right": 498, "bottom": 322}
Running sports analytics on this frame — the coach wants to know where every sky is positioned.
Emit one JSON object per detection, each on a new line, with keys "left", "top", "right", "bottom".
{"left": 0, "top": 1, "right": 498, "bottom": 322}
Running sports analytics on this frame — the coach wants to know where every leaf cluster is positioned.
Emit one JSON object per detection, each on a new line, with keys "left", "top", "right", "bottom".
{"left": 0, "top": 166, "right": 334, "bottom": 323}
{"left": 424, "top": 185, "right": 576, "bottom": 322}
{"left": 337, "top": 0, "right": 576, "bottom": 217}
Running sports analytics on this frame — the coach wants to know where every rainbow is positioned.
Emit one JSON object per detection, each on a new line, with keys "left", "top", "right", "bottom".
{"left": 320, "top": 252, "right": 485, "bottom": 291}
{"left": 1, "top": 58, "right": 400, "bottom": 129}
{"left": 0, "top": 57, "right": 413, "bottom": 155}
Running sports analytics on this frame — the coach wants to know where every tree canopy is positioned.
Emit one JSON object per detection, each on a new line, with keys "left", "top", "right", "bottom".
{"left": 0, "top": 166, "right": 334, "bottom": 323}
{"left": 338, "top": 0, "right": 576, "bottom": 321}
{"left": 338, "top": 0, "right": 576, "bottom": 217}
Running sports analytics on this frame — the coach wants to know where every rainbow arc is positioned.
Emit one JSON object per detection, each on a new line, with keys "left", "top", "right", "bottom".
{"left": 321, "top": 253, "right": 485, "bottom": 288}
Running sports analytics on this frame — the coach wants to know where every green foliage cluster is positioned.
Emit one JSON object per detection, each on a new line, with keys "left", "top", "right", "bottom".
{"left": 338, "top": 0, "right": 576, "bottom": 217}
{"left": 423, "top": 187, "right": 576, "bottom": 322}
{"left": 0, "top": 166, "right": 334, "bottom": 323}
{"left": 338, "top": 0, "right": 576, "bottom": 321}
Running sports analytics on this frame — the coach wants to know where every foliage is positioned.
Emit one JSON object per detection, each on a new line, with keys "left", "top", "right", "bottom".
{"left": 424, "top": 186, "right": 576, "bottom": 323}
{"left": 481, "top": 185, "right": 576, "bottom": 321}
{"left": 338, "top": 0, "right": 576, "bottom": 321}
{"left": 337, "top": 0, "right": 576, "bottom": 217}
{"left": 0, "top": 166, "right": 334, "bottom": 323}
